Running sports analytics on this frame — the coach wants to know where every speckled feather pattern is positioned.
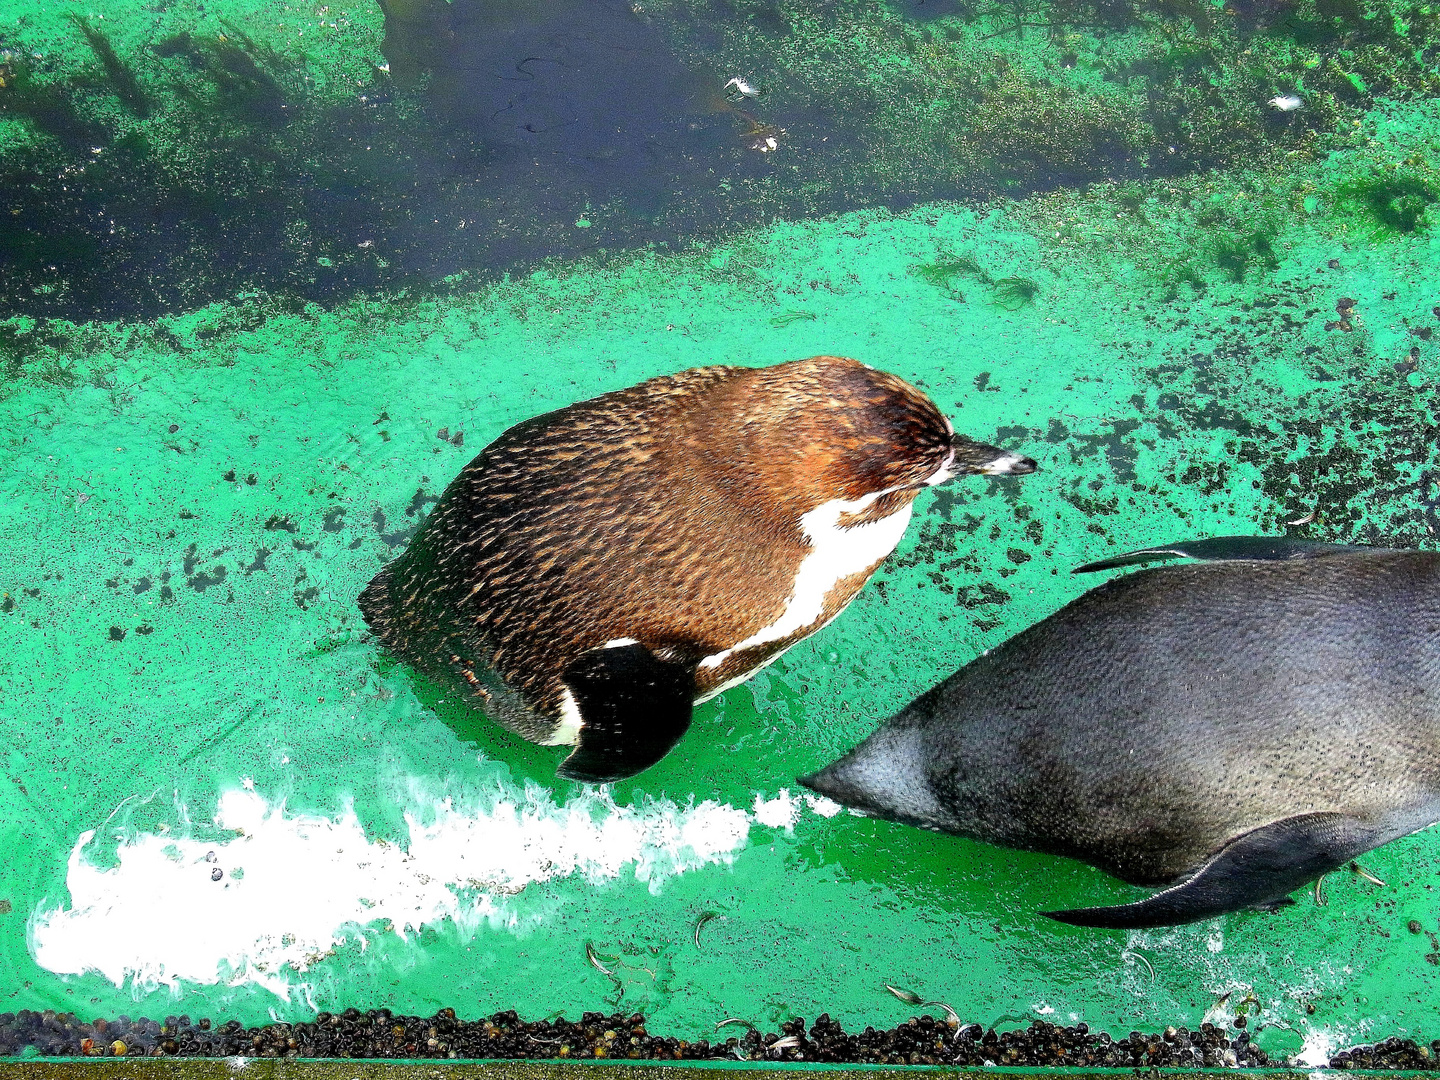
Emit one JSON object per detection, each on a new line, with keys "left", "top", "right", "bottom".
{"left": 359, "top": 356, "right": 955, "bottom": 744}
{"left": 824, "top": 552, "right": 1440, "bottom": 885}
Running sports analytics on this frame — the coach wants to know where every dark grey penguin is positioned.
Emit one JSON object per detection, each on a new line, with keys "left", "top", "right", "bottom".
{"left": 359, "top": 355, "right": 1035, "bottom": 783}
{"left": 800, "top": 536, "right": 1440, "bottom": 928}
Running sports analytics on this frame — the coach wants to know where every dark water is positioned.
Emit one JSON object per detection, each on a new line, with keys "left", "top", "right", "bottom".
{"left": 0, "top": 0, "right": 1376, "bottom": 322}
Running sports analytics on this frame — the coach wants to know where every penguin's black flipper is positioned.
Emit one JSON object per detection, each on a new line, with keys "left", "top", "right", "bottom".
{"left": 1043, "top": 812, "right": 1378, "bottom": 929}
{"left": 556, "top": 643, "right": 696, "bottom": 784}
{"left": 1072, "top": 536, "right": 1377, "bottom": 575}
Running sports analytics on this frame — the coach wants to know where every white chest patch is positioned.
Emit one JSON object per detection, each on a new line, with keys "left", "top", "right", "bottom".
{"left": 697, "top": 490, "right": 914, "bottom": 695}
{"left": 545, "top": 638, "right": 639, "bottom": 747}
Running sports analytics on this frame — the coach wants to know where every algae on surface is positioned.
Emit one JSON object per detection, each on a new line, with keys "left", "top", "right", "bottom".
{"left": 2, "top": 0, "right": 1440, "bottom": 1069}
{"left": 2, "top": 0, "right": 1439, "bottom": 319}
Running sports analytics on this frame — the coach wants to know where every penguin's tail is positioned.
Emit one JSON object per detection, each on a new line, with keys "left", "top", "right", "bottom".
{"left": 357, "top": 567, "right": 396, "bottom": 642}
{"left": 798, "top": 720, "right": 947, "bottom": 829}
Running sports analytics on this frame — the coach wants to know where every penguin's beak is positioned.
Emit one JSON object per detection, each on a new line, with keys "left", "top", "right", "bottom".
{"left": 949, "top": 434, "right": 1037, "bottom": 477}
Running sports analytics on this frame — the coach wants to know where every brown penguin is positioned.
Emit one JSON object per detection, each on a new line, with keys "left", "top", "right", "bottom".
{"left": 359, "top": 355, "right": 1036, "bottom": 782}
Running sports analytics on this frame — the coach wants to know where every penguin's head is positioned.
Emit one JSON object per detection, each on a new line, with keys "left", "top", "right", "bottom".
{"left": 736, "top": 356, "right": 1036, "bottom": 512}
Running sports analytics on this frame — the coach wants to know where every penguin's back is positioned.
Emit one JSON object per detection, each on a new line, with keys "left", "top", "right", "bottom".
{"left": 840, "top": 551, "right": 1440, "bottom": 884}
{"left": 362, "top": 366, "right": 794, "bottom": 717}
{"left": 359, "top": 355, "right": 951, "bottom": 747}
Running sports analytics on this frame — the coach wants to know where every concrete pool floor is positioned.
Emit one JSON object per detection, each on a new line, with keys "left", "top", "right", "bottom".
{"left": 5, "top": 0, "right": 1440, "bottom": 1065}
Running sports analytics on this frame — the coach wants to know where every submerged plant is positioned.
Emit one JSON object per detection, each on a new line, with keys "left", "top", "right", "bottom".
{"left": 35, "top": 355, "right": 80, "bottom": 389}
{"left": 71, "top": 14, "right": 150, "bottom": 116}
{"left": 152, "top": 25, "right": 292, "bottom": 127}
{"left": 990, "top": 276, "right": 1039, "bottom": 309}
{"left": 911, "top": 258, "right": 993, "bottom": 300}
{"left": 963, "top": 67, "right": 1152, "bottom": 186}
{"left": 0, "top": 50, "right": 107, "bottom": 150}
{"left": 1160, "top": 262, "right": 1208, "bottom": 302}
{"left": 1340, "top": 171, "right": 1437, "bottom": 235}
{"left": 769, "top": 309, "right": 818, "bottom": 327}
{"left": 1212, "top": 230, "right": 1279, "bottom": 282}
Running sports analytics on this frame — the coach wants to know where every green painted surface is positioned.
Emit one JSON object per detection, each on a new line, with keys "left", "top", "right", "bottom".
{"left": 3, "top": 0, "right": 1440, "bottom": 1067}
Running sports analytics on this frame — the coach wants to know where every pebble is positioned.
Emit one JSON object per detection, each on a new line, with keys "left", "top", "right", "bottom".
{"left": 0, "top": 1010, "right": 1292, "bottom": 1065}
{"left": 1331, "top": 1037, "right": 1437, "bottom": 1069}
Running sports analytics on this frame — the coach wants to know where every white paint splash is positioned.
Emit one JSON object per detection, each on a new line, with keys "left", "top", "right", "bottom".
{"left": 30, "top": 777, "right": 754, "bottom": 1001}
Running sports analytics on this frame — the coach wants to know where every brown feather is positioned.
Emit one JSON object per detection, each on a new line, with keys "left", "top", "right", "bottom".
{"left": 358, "top": 356, "right": 987, "bottom": 747}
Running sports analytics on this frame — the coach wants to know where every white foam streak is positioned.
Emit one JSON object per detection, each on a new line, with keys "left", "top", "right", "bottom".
{"left": 753, "top": 789, "right": 803, "bottom": 831}
{"left": 30, "top": 780, "right": 753, "bottom": 1000}
{"left": 802, "top": 791, "right": 844, "bottom": 818}
{"left": 1296, "top": 1030, "right": 1340, "bottom": 1068}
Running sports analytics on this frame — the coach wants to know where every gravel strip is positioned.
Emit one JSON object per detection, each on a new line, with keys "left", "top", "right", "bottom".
{"left": 0, "top": 1009, "right": 1294, "bottom": 1066}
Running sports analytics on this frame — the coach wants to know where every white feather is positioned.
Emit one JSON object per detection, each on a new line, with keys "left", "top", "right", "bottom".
{"left": 541, "top": 687, "right": 584, "bottom": 747}
{"left": 697, "top": 489, "right": 913, "bottom": 691}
